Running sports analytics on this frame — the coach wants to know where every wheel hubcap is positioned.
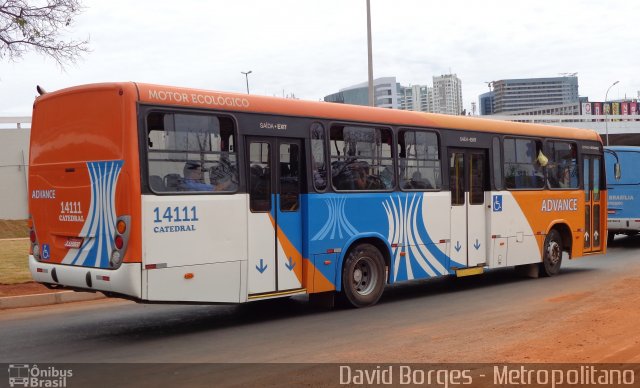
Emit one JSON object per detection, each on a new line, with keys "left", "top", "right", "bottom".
{"left": 352, "top": 257, "right": 378, "bottom": 296}
{"left": 547, "top": 241, "right": 561, "bottom": 265}
{"left": 353, "top": 268, "right": 363, "bottom": 283}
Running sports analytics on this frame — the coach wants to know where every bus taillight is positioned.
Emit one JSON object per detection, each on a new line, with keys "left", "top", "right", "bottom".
{"left": 110, "top": 215, "right": 131, "bottom": 269}
{"left": 116, "top": 220, "right": 127, "bottom": 234}
{"left": 114, "top": 235, "right": 124, "bottom": 250}
{"left": 29, "top": 215, "right": 39, "bottom": 259}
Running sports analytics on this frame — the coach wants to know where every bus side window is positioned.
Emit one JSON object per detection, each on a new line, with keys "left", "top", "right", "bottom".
{"left": 310, "top": 123, "right": 327, "bottom": 191}
{"left": 504, "top": 137, "right": 544, "bottom": 189}
{"left": 329, "top": 125, "right": 394, "bottom": 191}
{"left": 546, "top": 141, "right": 578, "bottom": 189}
{"left": 398, "top": 129, "right": 441, "bottom": 191}
{"left": 145, "top": 112, "right": 238, "bottom": 194}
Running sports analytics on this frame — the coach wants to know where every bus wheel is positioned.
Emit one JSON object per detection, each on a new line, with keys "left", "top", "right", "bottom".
{"left": 540, "top": 229, "right": 563, "bottom": 277}
{"left": 607, "top": 232, "right": 615, "bottom": 246}
{"left": 341, "top": 243, "right": 385, "bottom": 308}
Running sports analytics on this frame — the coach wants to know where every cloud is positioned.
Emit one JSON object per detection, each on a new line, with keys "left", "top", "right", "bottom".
{"left": 1, "top": 0, "right": 639, "bottom": 115}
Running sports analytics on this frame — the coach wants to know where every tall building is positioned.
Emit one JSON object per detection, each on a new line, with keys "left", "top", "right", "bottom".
{"left": 324, "top": 77, "right": 401, "bottom": 109}
{"left": 479, "top": 91, "right": 495, "bottom": 115}
{"left": 490, "top": 76, "right": 579, "bottom": 114}
{"left": 431, "top": 74, "right": 463, "bottom": 115}
{"left": 324, "top": 74, "right": 464, "bottom": 115}
{"left": 399, "top": 84, "right": 431, "bottom": 112}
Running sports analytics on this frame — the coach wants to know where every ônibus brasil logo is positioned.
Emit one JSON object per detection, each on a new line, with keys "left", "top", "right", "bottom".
{"left": 8, "top": 364, "right": 73, "bottom": 387}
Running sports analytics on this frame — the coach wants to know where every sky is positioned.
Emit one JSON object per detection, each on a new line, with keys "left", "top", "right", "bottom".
{"left": 1, "top": 0, "right": 639, "bottom": 116}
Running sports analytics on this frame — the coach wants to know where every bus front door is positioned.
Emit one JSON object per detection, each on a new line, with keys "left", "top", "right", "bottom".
{"left": 246, "top": 137, "right": 304, "bottom": 297}
{"left": 448, "top": 148, "right": 488, "bottom": 268}
{"left": 584, "top": 155, "right": 603, "bottom": 252}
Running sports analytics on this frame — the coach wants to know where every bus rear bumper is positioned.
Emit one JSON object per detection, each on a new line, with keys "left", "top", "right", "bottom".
{"left": 29, "top": 256, "right": 142, "bottom": 299}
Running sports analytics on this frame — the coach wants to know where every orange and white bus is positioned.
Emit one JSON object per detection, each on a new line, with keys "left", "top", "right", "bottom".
{"left": 28, "top": 82, "right": 606, "bottom": 308}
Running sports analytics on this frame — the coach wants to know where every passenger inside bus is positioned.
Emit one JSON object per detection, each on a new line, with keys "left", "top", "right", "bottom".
{"left": 179, "top": 161, "right": 214, "bottom": 191}
{"left": 332, "top": 159, "right": 377, "bottom": 190}
{"left": 210, "top": 156, "right": 238, "bottom": 191}
{"left": 403, "top": 170, "right": 433, "bottom": 190}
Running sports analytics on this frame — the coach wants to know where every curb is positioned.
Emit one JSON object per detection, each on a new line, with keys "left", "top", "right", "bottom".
{"left": 0, "top": 290, "right": 106, "bottom": 310}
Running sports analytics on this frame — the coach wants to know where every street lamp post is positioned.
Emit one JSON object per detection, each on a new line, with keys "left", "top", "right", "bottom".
{"left": 366, "top": 0, "right": 374, "bottom": 107}
{"left": 604, "top": 80, "right": 619, "bottom": 146}
{"left": 241, "top": 71, "right": 252, "bottom": 94}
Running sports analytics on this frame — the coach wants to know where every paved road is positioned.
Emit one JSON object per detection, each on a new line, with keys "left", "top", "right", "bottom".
{"left": 1, "top": 236, "right": 639, "bottom": 364}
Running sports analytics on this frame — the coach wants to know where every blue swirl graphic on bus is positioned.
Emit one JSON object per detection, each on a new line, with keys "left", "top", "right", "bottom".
{"left": 311, "top": 197, "right": 359, "bottom": 241}
{"left": 62, "top": 160, "right": 123, "bottom": 268}
{"left": 384, "top": 193, "right": 462, "bottom": 281}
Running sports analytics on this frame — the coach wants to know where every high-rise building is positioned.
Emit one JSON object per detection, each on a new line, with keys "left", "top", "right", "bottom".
{"left": 399, "top": 85, "right": 431, "bottom": 112}
{"left": 490, "top": 76, "right": 579, "bottom": 114}
{"left": 479, "top": 91, "right": 495, "bottom": 115}
{"left": 324, "top": 77, "right": 401, "bottom": 109}
{"left": 324, "top": 74, "right": 464, "bottom": 115}
{"left": 431, "top": 74, "right": 463, "bottom": 115}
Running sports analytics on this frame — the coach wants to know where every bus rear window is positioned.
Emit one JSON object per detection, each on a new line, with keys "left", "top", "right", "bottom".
{"left": 146, "top": 112, "right": 238, "bottom": 193}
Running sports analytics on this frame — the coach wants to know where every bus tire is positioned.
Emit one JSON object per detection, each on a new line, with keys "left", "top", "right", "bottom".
{"left": 341, "top": 243, "right": 385, "bottom": 308}
{"left": 540, "top": 229, "right": 563, "bottom": 277}
{"left": 607, "top": 232, "right": 615, "bottom": 246}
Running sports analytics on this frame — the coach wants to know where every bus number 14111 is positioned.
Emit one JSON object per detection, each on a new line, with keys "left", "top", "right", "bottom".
{"left": 153, "top": 206, "right": 199, "bottom": 223}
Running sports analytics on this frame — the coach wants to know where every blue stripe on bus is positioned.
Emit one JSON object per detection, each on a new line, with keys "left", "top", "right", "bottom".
{"left": 302, "top": 192, "right": 460, "bottom": 289}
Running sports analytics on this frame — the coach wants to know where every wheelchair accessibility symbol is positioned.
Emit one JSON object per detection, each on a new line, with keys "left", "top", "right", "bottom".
{"left": 492, "top": 195, "right": 503, "bottom": 212}
{"left": 42, "top": 244, "right": 51, "bottom": 260}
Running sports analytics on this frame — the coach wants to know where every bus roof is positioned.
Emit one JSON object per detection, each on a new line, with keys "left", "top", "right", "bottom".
{"left": 36, "top": 82, "right": 603, "bottom": 143}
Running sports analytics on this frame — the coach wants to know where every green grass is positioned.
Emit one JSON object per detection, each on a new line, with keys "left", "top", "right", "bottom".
{"left": 0, "top": 219, "right": 29, "bottom": 239}
{"left": 0, "top": 239, "right": 31, "bottom": 284}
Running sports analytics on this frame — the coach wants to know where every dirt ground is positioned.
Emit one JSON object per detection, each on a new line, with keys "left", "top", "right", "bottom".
{"left": 496, "top": 274, "right": 640, "bottom": 363}
{"left": 333, "top": 270, "right": 640, "bottom": 364}
{"left": 0, "top": 220, "right": 28, "bottom": 239}
{"left": 0, "top": 282, "right": 58, "bottom": 297}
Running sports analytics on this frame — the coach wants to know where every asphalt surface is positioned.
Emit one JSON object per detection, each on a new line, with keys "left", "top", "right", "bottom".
{"left": 1, "top": 236, "right": 639, "bottom": 364}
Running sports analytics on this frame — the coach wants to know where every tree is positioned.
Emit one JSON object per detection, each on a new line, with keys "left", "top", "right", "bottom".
{"left": 0, "top": 0, "right": 89, "bottom": 67}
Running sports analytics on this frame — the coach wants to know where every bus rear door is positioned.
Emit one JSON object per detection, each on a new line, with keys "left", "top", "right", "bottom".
{"left": 246, "top": 137, "right": 304, "bottom": 297}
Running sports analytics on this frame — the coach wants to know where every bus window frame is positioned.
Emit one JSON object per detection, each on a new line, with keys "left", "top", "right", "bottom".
{"left": 328, "top": 122, "right": 396, "bottom": 193}
{"left": 397, "top": 127, "right": 442, "bottom": 192}
{"left": 139, "top": 105, "right": 241, "bottom": 196}
{"left": 503, "top": 135, "right": 546, "bottom": 191}
{"left": 545, "top": 139, "right": 579, "bottom": 191}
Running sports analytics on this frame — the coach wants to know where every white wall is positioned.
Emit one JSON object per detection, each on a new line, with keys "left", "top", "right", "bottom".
{"left": 0, "top": 129, "right": 30, "bottom": 219}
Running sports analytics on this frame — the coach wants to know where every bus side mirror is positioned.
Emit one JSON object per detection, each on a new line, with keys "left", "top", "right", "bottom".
{"left": 614, "top": 163, "right": 622, "bottom": 181}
